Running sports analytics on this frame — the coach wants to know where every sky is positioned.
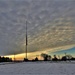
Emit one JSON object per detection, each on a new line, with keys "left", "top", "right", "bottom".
{"left": 0, "top": 0, "right": 75, "bottom": 60}
{"left": 50, "top": 47, "right": 75, "bottom": 58}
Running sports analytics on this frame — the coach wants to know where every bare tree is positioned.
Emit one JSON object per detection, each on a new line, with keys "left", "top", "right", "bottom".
{"left": 41, "top": 53, "right": 51, "bottom": 61}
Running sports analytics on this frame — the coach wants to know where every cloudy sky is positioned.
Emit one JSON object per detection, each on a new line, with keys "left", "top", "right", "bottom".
{"left": 0, "top": 0, "right": 75, "bottom": 59}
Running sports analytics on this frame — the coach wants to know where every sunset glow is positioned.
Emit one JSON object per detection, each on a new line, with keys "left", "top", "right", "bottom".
{"left": 0, "top": 0, "right": 75, "bottom": 60}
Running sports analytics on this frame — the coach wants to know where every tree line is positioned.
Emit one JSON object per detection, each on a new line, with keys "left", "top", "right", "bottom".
{"left": 0, "top": 56, "right": 12, "bottom": 62}
{"left": 30, "top": 53, "right": 75, "bottom": 61}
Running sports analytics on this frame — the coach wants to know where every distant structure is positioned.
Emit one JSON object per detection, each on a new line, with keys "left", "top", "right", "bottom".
{"left": 24, "top": 21, "right": 28, "bottom": 61}
{"left": 26, "top": 21, "right": 28, "bottom": 59}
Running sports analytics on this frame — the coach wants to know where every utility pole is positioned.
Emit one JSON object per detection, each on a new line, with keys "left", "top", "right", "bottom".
{"left": 14, "top": 53, "right": 15, "bottom": 62}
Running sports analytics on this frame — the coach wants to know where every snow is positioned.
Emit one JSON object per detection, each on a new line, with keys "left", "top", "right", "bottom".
{"left": 0, "top": 62, "right": 75, "bottom": 75}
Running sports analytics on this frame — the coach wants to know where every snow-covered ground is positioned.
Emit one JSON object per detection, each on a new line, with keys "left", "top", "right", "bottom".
{"left": 0, "top": 62, "right": 75, "bottom": 75}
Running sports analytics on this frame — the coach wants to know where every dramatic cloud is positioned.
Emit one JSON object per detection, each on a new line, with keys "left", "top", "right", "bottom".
{"left": 0, "top": 0, "right": 75, "bottom": 55}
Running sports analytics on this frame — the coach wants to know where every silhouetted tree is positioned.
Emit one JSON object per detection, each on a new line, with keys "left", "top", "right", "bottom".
{"left": 24, "top": 58, "right": 29, "bottom": 61}
{"left": 61, "top": 56, "right": 67, "bottom": 61}
{"left": 48, "top": 55, "right": 51, "bottom": 60}
{"left": 41, "top": 53, "right": 48, "bottom": 61}
{"left": 34, "top": 57, "right": 38, "bottom": 61}
{"left": 66, "top": 55, "right": 73, "bottom": 60}
{"left": 41, "top": 53, "right": 51, "bottom": 61}
{"left": 0, "top": 56, "right": 12, "bottom": 62}
{"left": 71, "top": 57, "right": 75, "bottom": 60}
{"left": 52, "top": 55, "right": 58, "bottom": 61}
{"left": 61, "top": 54, "right": 73, "bottom": 61}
